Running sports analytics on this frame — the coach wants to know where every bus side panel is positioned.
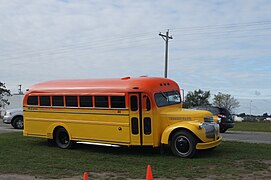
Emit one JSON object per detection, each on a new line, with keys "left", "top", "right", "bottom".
{"left": 24, "top": 108, "right": 130, "bottom": 144}
{"left": 23, "top": 109, "right": 52, "bottom": 138}
{"left": 69, "top": 110, "right": 130, "bottom": 144}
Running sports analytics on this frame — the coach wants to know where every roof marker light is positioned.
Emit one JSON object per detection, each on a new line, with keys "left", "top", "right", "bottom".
{"left": 121, "top": 77, "right": 130, "bottom": 80}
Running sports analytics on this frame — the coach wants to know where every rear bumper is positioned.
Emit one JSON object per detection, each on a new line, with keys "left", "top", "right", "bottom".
{"left": 196, "top": 136, "right": 222, "bottom": 150}
{"left": 221, "top": 122, "right": 234, "bottom": 129}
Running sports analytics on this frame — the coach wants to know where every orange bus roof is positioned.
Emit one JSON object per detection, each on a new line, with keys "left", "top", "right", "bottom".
{"left": 26, "top": 76, "right": 180, "bottom": 94}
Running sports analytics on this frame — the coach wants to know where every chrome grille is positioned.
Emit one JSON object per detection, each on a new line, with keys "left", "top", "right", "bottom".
{"left": 203, "top": 123, "right": 219, "bottom": 139}
{"left": 204, "top": 116, "right": 214, "bottom": 123}
{"left": 204, "top": 124, "right": 215, "bottom": 138}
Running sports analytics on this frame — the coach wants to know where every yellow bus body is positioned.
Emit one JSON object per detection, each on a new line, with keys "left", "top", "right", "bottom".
{"left": 23, "top": 77, "right": 221, "bottom": 157}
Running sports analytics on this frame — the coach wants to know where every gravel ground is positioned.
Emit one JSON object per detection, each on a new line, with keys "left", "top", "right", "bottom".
{"left": 222, "top": 130, "right": 271, "bottom": 144}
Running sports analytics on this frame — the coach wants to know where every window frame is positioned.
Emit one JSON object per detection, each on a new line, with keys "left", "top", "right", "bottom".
{"left": 39, "top": 96, "right": 51, "bottom": 107}
{"left": 27, "top": 96, "right": 38, "bottom": 106}
{"left": 94, "top": 96, "right": 109, "bottom": 108}
{"left": 65, "top": 96, "right": 78, "bottom": 107}
{"left": 110, "top": 96, "right": 126, "bottom": 109}
{"left": 52, "top": 96, "right": 64, "bottom": 107}
{"left": 79, "top": 96, "right": 93, "bottom": 108}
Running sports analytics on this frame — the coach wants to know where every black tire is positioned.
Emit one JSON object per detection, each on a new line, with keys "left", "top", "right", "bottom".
{"left": 170, "top": 130, "right": 197, "bottom": 158}
{"left": 55, "top": 127, "right": 74, "bottom": 149}
{"left": 12, "top": 116, "right": 24, "bottom": 129}
{"left": 220, "top": 127, "right": 227, "bottom": 133}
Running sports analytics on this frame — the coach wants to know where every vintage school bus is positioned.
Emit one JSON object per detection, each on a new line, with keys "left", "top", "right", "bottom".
{"left": 23, "top": 76, "right": 221, "bottom": 158}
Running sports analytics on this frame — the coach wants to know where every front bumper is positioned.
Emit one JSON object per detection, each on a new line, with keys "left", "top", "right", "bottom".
{"left": 196, "top": 136, "right": 222, "bottom": 150}
{"left": 3, "top": 116, "right": 12, "bottom": 124}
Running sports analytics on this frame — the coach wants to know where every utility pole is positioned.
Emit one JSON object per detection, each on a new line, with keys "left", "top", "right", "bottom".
{"left": 250, "top": 100, "right": 252, "bottom": 116}
{"left": 159, "top": 29, "right": 173, "bottom": 78}
{"left": 18, "top": 84, "right": 23, "bottom": 95}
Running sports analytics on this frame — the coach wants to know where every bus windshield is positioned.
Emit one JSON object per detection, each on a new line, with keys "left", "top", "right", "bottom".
{"left": 154, "top": 91, "right": 181, "bottom": 107}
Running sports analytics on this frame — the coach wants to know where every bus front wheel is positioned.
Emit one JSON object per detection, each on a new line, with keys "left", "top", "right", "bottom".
{"left": 170, "top": 130, "right": 197, "bottom": 158}
{"left": 55, "top": 127, "right": 74, "bottom": 149}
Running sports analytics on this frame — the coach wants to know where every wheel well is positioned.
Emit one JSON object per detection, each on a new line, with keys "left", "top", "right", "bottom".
{"left": 11, "top": 115, "right": 23, "bottom": 124}
{"left": 169, "top": 128, "right": 201, "bottom": 144}
{"left": 53, "top": 126, "right": 65, "bottom": 140}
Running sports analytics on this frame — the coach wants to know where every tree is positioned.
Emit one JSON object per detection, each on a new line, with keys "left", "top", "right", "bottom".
{"left": 213, "top": 92, "right": 240, "bottom": 113}
{"left": 238, "top": 113, "right": 246, "bottom": 117}
{"left": 263, "top": 113, "right": 269, "bottom": 117}
{"left": 183, "top": 89, "right": 210, "bottom": 108}
{"left": 0, "top": 81, "right": 11, "bottom": 108}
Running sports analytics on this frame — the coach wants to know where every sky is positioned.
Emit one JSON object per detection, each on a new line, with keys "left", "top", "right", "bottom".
{"left": 0, "top": 0, "right": 271, "bottom": 115}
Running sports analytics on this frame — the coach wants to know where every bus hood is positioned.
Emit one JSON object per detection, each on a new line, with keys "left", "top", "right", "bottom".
{"left": 160, "top": 108, "right": 213, "bottom": 121}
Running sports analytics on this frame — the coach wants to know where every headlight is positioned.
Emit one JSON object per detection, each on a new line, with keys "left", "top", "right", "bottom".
{"left": 5, "top": 112, "right": 12, "bottom": 116}
{"left": 217, "top": 117, "right": 221, "bottom": 124}
{"left": 199, "top": 122, "right": 204, "bottom": 129}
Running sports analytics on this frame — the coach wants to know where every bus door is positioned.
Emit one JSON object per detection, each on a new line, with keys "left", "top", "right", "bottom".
{"left": 129, "top": 93, "right": 153, "bottom": 146}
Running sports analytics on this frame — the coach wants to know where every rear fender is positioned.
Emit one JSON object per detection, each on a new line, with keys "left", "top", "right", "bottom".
{"left": 47, "top": 123, "right": 72, "bottom": 140}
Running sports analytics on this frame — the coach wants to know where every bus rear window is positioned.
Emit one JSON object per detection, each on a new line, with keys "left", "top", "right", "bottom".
{"left": 27, "top": 96, "right": 38, "bottom": 105}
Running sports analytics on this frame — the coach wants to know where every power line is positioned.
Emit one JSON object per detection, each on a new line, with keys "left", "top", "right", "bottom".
{"left": 1, "top": 20, "right": 271, "bottom": 61}
{"left": 3, "top": 20, "right": 271, "bottom": 57}
{"left": 171, "top": 20, "right": 271, "bottom": 32}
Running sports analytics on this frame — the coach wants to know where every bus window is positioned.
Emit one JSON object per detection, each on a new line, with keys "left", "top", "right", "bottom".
{"left": 65, "top": 96, "right": 78, "bottom": 107}
{"left": 52, "top": 96, "right": 64, "bottom": 106}
{"left": 146, "top": 96, "right": 151, "bottom": 111}
{"left": 40, "top": 96, "right": 51, "bottom": 106}
{"left": 154, "top": 91, "right": 180, "bottom": 107}
{"left": 27, "top": 96, "right": 38, "bottom": 105}
{"left": 95, "top": 96, "right": 108, "bottom": 108}
{"left": 130, "top": 96, "right": 138, "bottom": 111}
{"left": 111, "top": 96, "right": 126, "bottom": 108}
{"left": 144, "top": 117, "right": 151, "bottom": 135}
{"left": 79, "top": 96, "right": 92, "bottom": 107}
{"left": 131, "top": 117, "right": 139, "bottom": 134}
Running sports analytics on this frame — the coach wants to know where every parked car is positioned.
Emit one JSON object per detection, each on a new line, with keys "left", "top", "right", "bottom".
{"left": 192, "top": 106, "right": 234, "bottom": 133}
{"left": 3, "top": 108, "right": 24, "bottom": 129}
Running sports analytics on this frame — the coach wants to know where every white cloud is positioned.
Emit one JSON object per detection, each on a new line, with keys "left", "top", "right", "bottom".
{"left": 0, "top": 0, "right": 271, "bottom": 113}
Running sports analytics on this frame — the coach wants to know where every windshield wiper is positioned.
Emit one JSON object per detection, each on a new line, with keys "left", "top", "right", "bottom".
{"left": 160, "top": 92, "right": 168, "bottom": 100}
{"left": 174, "top": 90, "right": 180, "bottom": 96}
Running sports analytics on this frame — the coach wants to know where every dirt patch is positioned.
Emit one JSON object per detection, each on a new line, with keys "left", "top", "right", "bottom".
{"left": 1, "top": 161, "right": 270, "bottom": 180}
{"left": 201, "top": 160, "right": 271, "bottom": 180}
{"left": 0, "top": 174, "right": 84, "bottom": 180}
{"left": 0, "top": 173, "right": 132, "bottom": 180}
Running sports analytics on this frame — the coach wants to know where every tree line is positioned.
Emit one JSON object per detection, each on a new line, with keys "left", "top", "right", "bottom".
{"left": 182, "top": 89, "right": 240, "bottom": 113}
{"left": 0, "top": 81, "right": 11, "bottom": 108}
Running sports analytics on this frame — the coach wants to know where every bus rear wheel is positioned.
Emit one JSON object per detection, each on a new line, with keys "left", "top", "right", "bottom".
{"left": 55, "top": 127, "right": 74, "bottom": 149}
{"left": 170, "top": 130, "right": 197, "bottom": 158}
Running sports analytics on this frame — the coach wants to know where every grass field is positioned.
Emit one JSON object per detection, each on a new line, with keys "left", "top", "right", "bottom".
{"left": 231, "top": 122, "right": 271, "bottom": 132}
{"left": 0, "top": 133, "right": 271, "bottom": 179}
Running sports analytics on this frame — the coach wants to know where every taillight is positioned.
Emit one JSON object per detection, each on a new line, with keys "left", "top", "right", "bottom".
{"left": 218, "top": 114, "right": 226, "bottom": 118}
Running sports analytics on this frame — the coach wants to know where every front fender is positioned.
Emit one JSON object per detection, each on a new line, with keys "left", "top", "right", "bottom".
{"left": 161, "top": 121, "right": 205, "bottom": 144}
